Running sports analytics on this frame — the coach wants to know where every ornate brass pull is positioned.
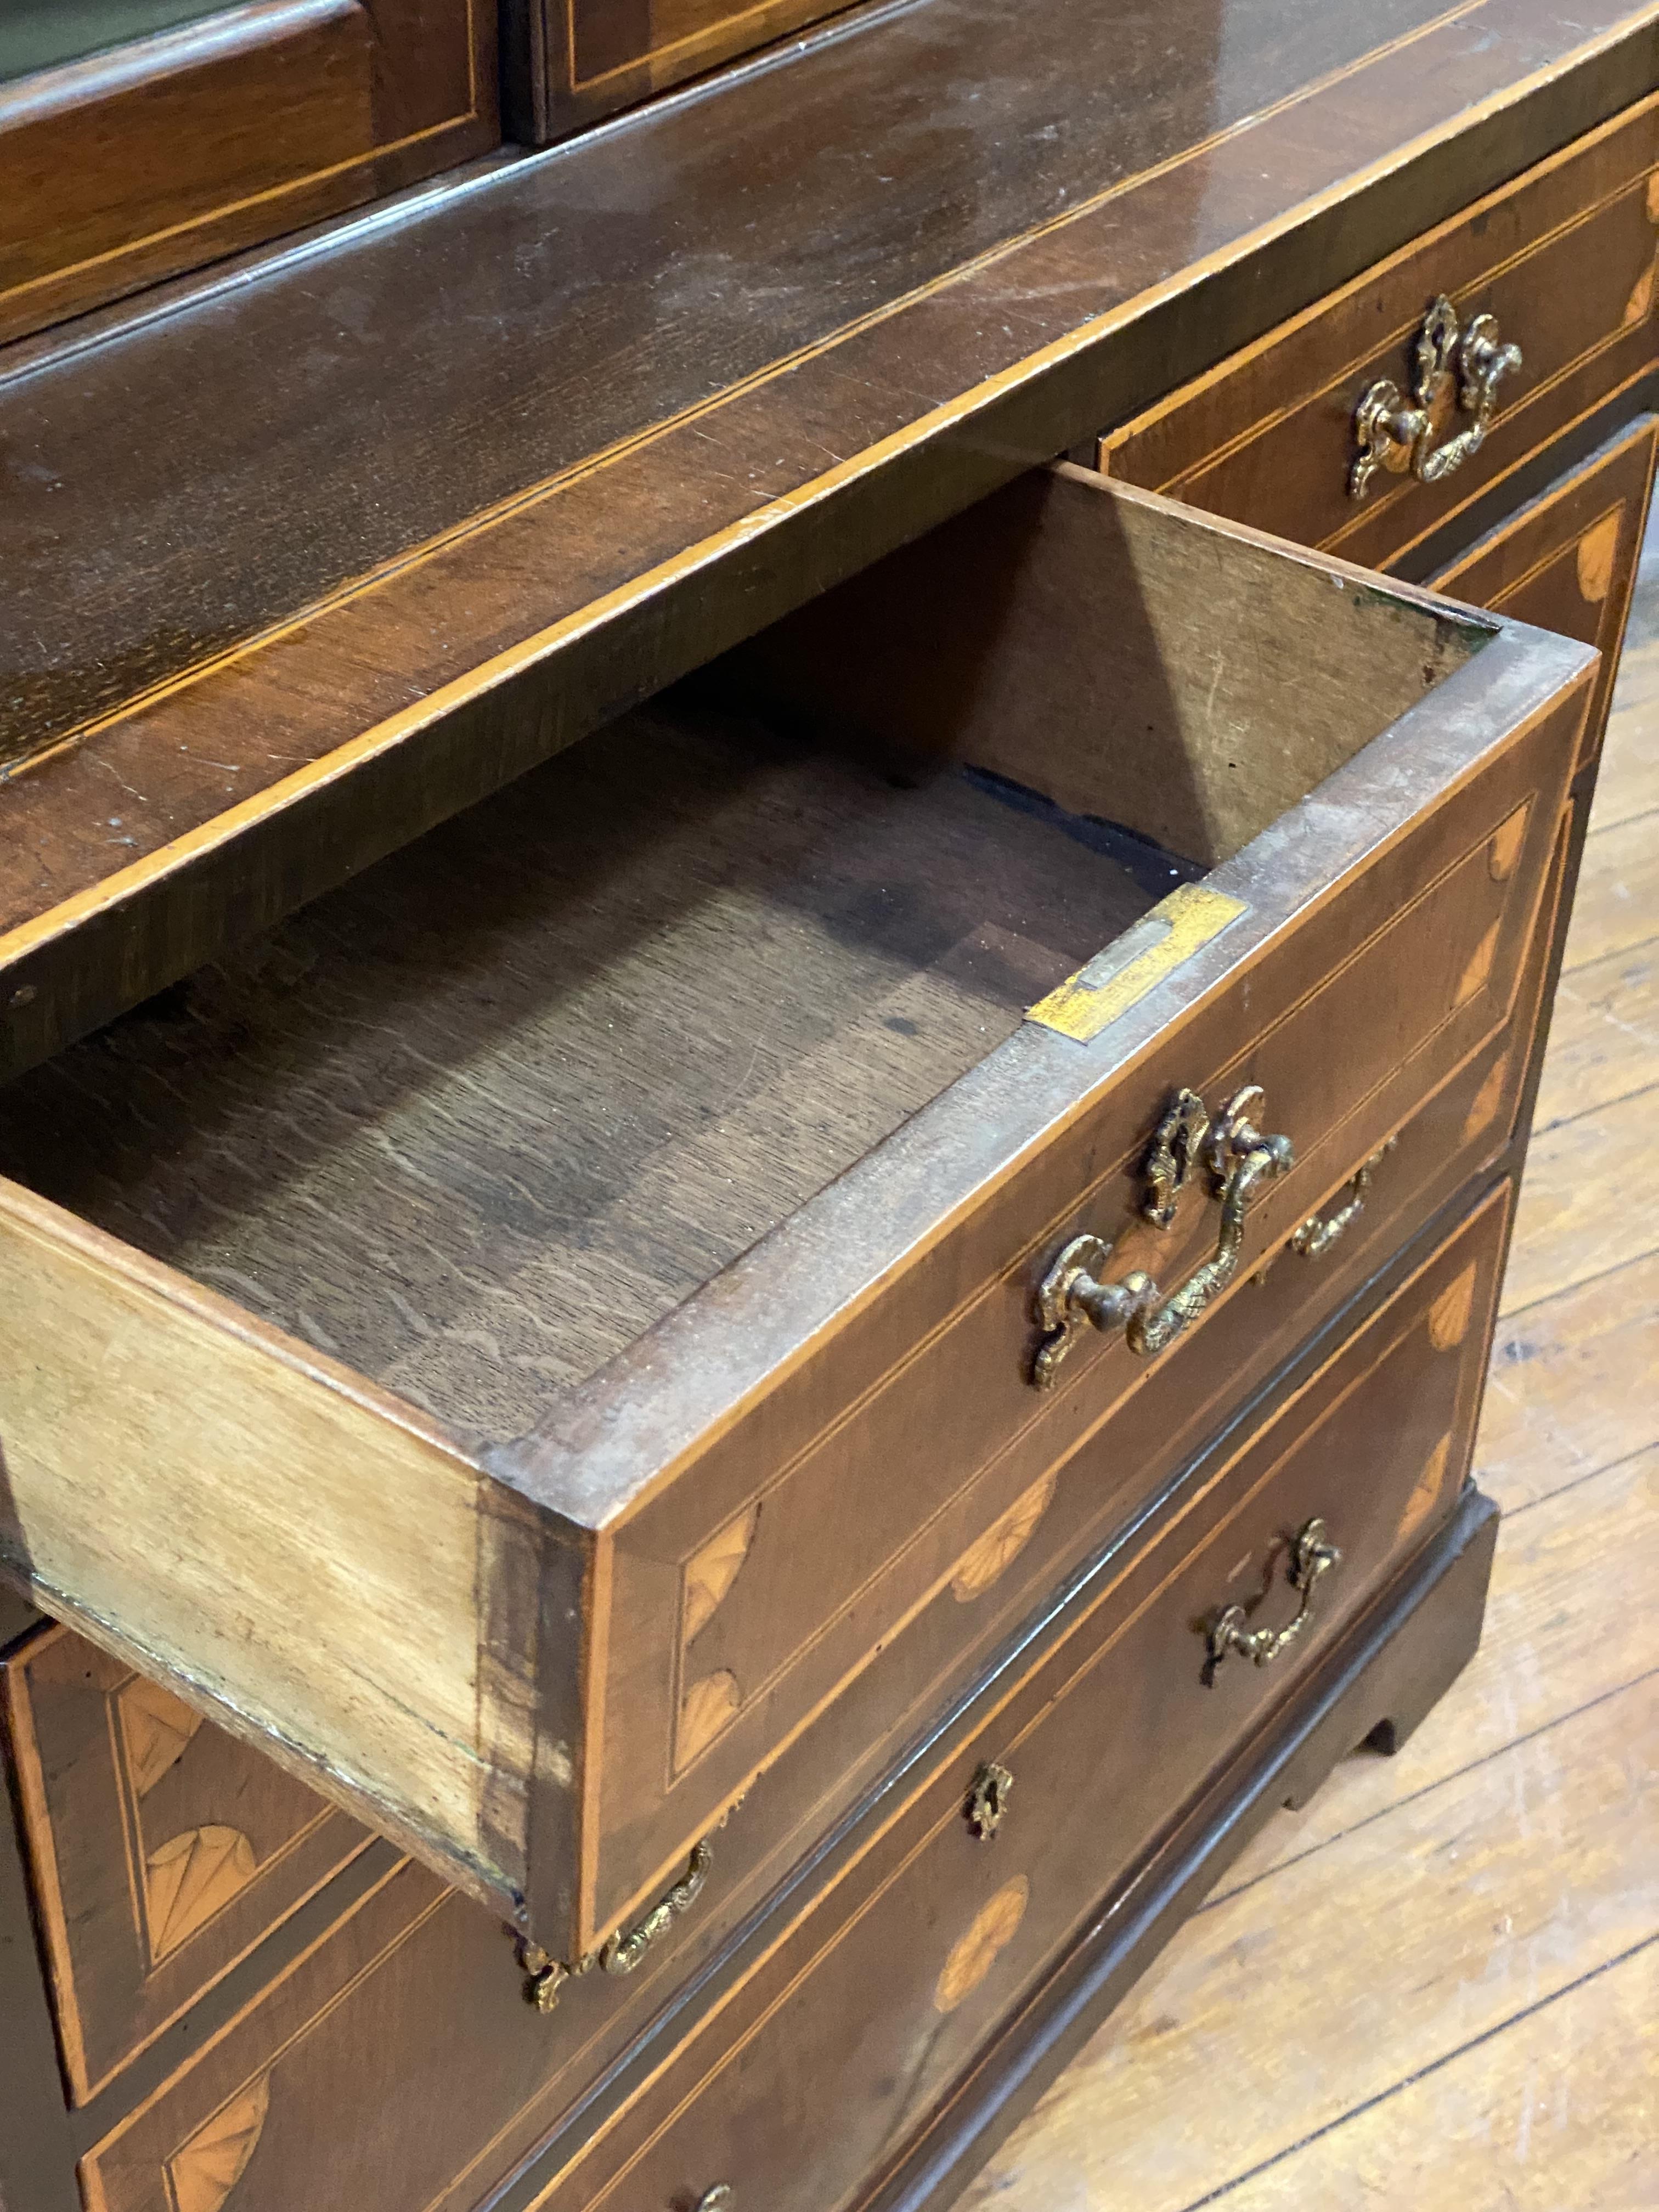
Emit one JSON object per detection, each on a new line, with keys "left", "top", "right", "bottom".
{"left": 1032, "top": 1087, "right": 1294, "bottom": 1386}
{"left": 515, "top": 1837, "right": 713, "bottom": 2011}
{"left": 600, "top": 1839, "right": 712, "bottom": 1976}
{"left": 516, "top": 1936, "right": 575, "bottom": 2014}
{"left": 1290, "top": 1140, "right": 1395, "bottom": 1261}
{"left": 1207, "top": 1518, "right": 1341, "bottom": 1672}
{"left": 1351, "top": 295, "right": 1522, "bottom": 500}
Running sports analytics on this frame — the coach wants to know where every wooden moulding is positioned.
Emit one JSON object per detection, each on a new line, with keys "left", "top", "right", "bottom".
{"left": 0, "top": 474, "right": 1595, "bottom": 1958}
{"left": 0, "top": 0, "right": 499, "bottom": 345}
{"left": 0, "top": 0, "right": 1651, "bottom": 1075}
{"left": 500, "top": 0, "right": 861, "bottom": 144}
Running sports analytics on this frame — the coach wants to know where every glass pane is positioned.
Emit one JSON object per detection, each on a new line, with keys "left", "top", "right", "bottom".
{"left": 0, "top": 0, "right": 232, "bottom": 84}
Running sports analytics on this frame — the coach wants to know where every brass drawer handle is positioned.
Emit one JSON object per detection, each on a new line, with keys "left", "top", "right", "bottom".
{"left": 1033, "top": 1087, "right": 1294, "bottom": 1386}
{"left": 1290, "top": 1140, "right": 1395, "bottom": 1261}
{"left": 600, "top": 1838, "right": 713, "bottom": 1975}
{"left": 1206, "top": 1518, "right": 1341, "bottom": 1672}
{"left": 516, "top": 1837, "right": 713, "bottom": 2011}
{"left": 1351, "top": 295, "right": 1522, "bottom": 501}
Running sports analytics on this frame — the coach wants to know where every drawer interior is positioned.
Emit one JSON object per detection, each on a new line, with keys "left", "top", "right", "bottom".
{"left": 1, "top": 466, "right": 1582, "bottom": 1957}
{"left": 0, "top": 471, "right": 1487, "bottom": 1446}
{"left": 0, "top": 700, "right": 1164, "bottom": 1438}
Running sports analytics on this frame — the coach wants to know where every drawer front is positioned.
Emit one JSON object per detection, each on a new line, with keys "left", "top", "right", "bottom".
{"left": 532, "top": 1188, "right": 1510, "bottom": 2212}
{"left": 0, "top": 1626, "right": 369, "bottom": 2105}
{"left": 1429, "top": 415, "right": 1659, "bottom": 767}
{"left": 1098, "top": 99, "right": 1659, "bottom": 575}
{"left": 0, "top": 469, "right": 1593, "bottom": 1966}
{"left": 147, "top": 800, "right": 1570, "bottom": 2202}
{"left": 590, "top": 476, "right": 1587, "bottom": 1949}
{"left": 75, "top": 1189, "right": 1509, "bottom": 2212}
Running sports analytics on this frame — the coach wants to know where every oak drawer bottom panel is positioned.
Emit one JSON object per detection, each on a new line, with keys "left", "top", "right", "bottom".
{"left": 77, "top": 1183, "right": 1508, "bottom": 2212}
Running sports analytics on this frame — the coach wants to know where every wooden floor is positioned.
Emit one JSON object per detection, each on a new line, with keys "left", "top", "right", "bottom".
{"left": 958, "top": 569, "right": 1659, "bottom": 2210}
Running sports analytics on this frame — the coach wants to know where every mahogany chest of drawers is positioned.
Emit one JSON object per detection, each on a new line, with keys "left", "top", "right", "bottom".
{"left": 1, "top": 3, "right": 1656, "bottom": 2208}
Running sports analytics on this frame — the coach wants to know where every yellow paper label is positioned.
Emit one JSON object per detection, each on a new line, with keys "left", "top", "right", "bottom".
{"left": 1025, "top": 883, "right": 1247, "bottom": 1042}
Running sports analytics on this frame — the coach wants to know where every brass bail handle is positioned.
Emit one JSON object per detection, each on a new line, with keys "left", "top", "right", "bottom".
{"left": 1032, "top": 1086, "right": 1294, "bottom": 1387}
{"left": 1351, "top": 293, "right": 1522, "bottom": 500}
{"left": 1207, "top": 1517, "right": 1342, "bottom": 1673}
{"left": 601, "top": 1838, "right": 713, "bottom": 1975}
{"left": 1290, "top": 1139, "right": 1396, "bottom": 1262}
{"left": 517, "top": 1837, "right": 713, "bottom": 2012}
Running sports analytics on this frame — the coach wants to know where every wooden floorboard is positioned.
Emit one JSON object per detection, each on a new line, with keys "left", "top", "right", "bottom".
{"left": 956, "top": 560, "right": 1659, "bottom": 2208}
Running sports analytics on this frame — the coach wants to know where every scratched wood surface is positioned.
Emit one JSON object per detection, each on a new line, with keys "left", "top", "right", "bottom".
{"left": 957, "top": 555, "right": 1659, "bottom": 2211}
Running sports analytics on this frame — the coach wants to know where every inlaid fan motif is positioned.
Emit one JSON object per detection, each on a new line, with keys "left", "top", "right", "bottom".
{"left": 145, "top": 1826, "right": 259, "bottom": 1960}
{"left": 167, "top": 2075, "right": 270, "bottom": 2212}
{"left": 116, "top": 1675, "right": 259, "bottom": 1963}
{"left": 118, "top": 1676, "right": 206, "bottom": 1798}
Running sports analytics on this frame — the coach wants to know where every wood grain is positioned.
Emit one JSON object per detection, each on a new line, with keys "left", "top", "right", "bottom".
{"left": 1559, "top": 803, "right": 1659, "bottom": 969}
{"left": 2, "top": 0, "right": 1652, "bottom": 1077}
{"left": 736, "top": 466, "right": 1487, "bottom": 867}
{"left": 1198, "top": 1937, "right": 1659, "bottom": 2211}
{"left": 0, "top": 702, "right": 1153, "bottom": 1430}
{"left": 0, "top": 0, "right": 496, "bottom": 345}
{"left": 1500, "top": 1083, "right": 1659, "bottom": 1312}
{"left": 960, "top": 489, "right": 1659, "bottom": 2212}
{"left": 0, "top": 1622, "right": 369, "bottom": 2105}
{"left": 1532, "top": 934, "right": 1659, "bottom": 1128}
{"left": 958, "top": 1674, "right": 1659, "bottom": 2212}
{"left": 1480, "top": 1252, "right": 1659, "bottom": 1509}
{"left": 1207, "top": 1444, "right": 1659, "bottom": 1890}
{"left": 507, "top": 0, "right": 858, "bottom": 142}
{"left": 1592, "top": 582, "right": 1659, "bottom": 825}
{"left": 1426, "top": 414, "right": 1659, "bottom": 771}
{"left": 1100, "top": 100, "right": 1659, "bottom": 580}
{"left": 0, "top": 1176, "right": 526, "bottom": 1916}
{"left": 0, "top": 471, "right": 1593, "bottom": 1958}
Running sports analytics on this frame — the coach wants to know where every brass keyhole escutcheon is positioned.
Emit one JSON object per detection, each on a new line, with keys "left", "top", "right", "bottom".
{"left": 966, "top": 1760, "right": 1014, "bottom": 1839}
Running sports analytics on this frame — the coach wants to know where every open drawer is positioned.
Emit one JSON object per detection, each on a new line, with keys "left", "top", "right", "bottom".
{"left": 0, "top": 469, "right": 1592, "bottom": 1962}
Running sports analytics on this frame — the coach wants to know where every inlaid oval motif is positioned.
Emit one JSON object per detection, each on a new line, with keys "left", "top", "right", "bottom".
{"left": 1576, "top": 511, "right": 1622, "bottom": 606}
{"left": 1460, "top": 1053, "right": 1511, "bottom": 1146}
{"left": 1397, "top": 1434, "right": 1454, "bottom": 1543}
{"left": 934, "top": 1876, "right": 1029, "bottom": 2015}
{"left": 1428, "top": 1264, "right": 1478, "bottom": 1351}
{"left": 146, "top": 1826, "right": 258, "bottom": 1961}
{"left": 167, "top": 2075, "right": 270, "bottom": 2212}
{"left": 682, "top": 1505, "right": 760, "bottom": 1645}
{"left": 952, "top": 1472, "right": 1058, "bottom": 1603}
